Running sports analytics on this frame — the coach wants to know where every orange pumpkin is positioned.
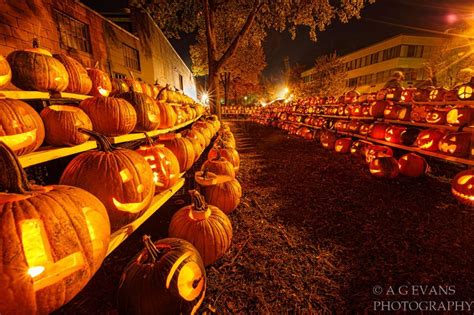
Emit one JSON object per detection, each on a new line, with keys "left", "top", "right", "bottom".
{"left": 54, "top": 54, "right": 92, "bottom": 95}
{"left": 416, "top": 129, "right": 446, "bottom": 152}
{"left": 0, "top": 54, "right": 12, "bottom": 89}
{"left": 195, "top": 171, "right": 242, "bottom": 214}
{"left": 192, "top": 122, "right": 213, "bottom": 146}
{"left": 60, "top": 130, "right": 155, "bottom": 231}
{"left": 398, "top": 153, "right": 428, "bottom": 177}
{"left": 334, "top": 138, "right": 352, "bottom": 153}
{"left": 156, "top": 101, "right": 178, "bottom": 128}
{"left": 438, "top": 132, "right": 471, "bottom": 157}
{"left": 111, "top": 78, "right": 130, "bottom": 96}
{"left": 157, "top": 133, "right": 195, "bottom": 172}
{"left": 201, "top": 151, "right": 235, "bottom": 178}
{"left": 451, "top": 169, "right": 474, "bottom": 206}
{"left": 208, "top": 142, "right": 240, "bottom": 173}
{"left": 87, "top": 66, "right": 112, "bottom": 97}
{"left": 118, "top": 91, "right": 161, "bottom": 131}
{"left": 369, "top": 156, "right": 399, "bottom": 178}
{"left": 182, "top": 129, "right": 206, "bottom": 157}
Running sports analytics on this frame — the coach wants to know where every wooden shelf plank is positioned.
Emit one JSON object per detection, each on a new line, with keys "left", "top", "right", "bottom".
{"left": 56, "top": 92, "right": 92, "bottom": 101}
{"left": 106, "top": 178, "right": 185, "bottom": 256}
{"left": 0, "top": 90, "right": 50, "bottom": 99}
{"left": 384, "top": 119, "right": 473, "bottom": 132}
{"left": 19, "top": 141, "right": 97, "bottom": 167}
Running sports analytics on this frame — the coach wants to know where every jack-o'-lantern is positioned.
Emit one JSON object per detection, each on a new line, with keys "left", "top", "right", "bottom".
{"left": 87, "top": 64, "right": 112, "bottom": 97}
{"left": 345, "top": 90, "right": 360, "bottom": 103}
{"left": 416, "top": 129, "right": 446, "bottom": 151}
{"left": 384, "top": 125, "right": 407, "bottom": 144}
{"left": 0, "top": 54, "right": 12, "bottom": 89}
{"left": 157, "top": 133, "right": 195, "bottom": 173}
{"left": 315, "top": 118, "right": 326, "bottom": 128}
{"left": 350, "top": 140, "right": 370, "bottom": 156}
{"left": 60, "top": 129, "right": 155, "bottom": 231}
{"left": 320, "top": 131, "right": 337, "bottom": 150}
{"left": 351, "top": 104, "right": 363, "bottom": 116}
{"left": 337, "top": 105, "right": 346, "bottom": 116}
{"left": 334, "top": 120, "right": 348, "bottom": 131}
{"left": 335, "top": 138, "right": 352, "bottom": 153}
{"left": 397, "top": 105, "right": 411, "bottom": 121}
{"left": 54, "top": 54, "right": 92, "bottom": 95}
{"left": 438, "top": 132, "right": 471, "bottom": 157}
{"left": 401, "top": 89, "right": 415, "bottom": 103}
{"left": 169, "top": 190, "right": 233, "bottom": 266}
{"left": 347, "top": 121, "right": 362, "bottom": 133}
{"left": 413, "top": 87, "right": 434, "bottom": 102}
{"left": 410, "top": 104, "right": 428, "bottom": 122}
{"left": 426, "top": 109, "right": 449, "bottom": 125}
{"left": 40, "top": 105, "right": 92, "bottom": 146}
{"left": 429, "top": 88, "right": 447, "bottom": 102}
{"left": 195, "top": 171, "right": 242, "bottom": 214}
{"left": 383, "top": 104, "right": 403, "bottom": 120}
{"left": 369, "top": 101, "right": 389, "bottom": 118}
{"left": 136, "top": 135, "right": 181, "bottom": 193}
{"left": 80, "top": 96, "right": 137, "bottom": 136}
{"left": 7, "top": 39, "right": 69, "bottom": 92}
{"left": 111, "top": 78, "right": 130, "bottom": 95}
{"left": 451, "top": 169, "right": 474, "bottom": 206}
{"left": 400, "top": 128, "right": 421, "bottom": 146}
{"left": 362, "top": 105, "right": 371, "bottom": 117}
{"left": 156, "top": 101, "right": 178, "bottom": 129}
{"left": 0, "top": 143, "right": 110, "bottom": 315}
{"left": 365, "top": 145, "right": 393, "bottom": 164}
{"left": 368, "top": 123, "right": 390, "bottom": 140}
{"left": 118, "top": 91, "right": 161, "bottom": 131}
{"left": 192, "top": 122, "right": 213, "bottom": 146}
{"left": 0, "top": 99, "right": 45, "bottom": 155}
{"left": 398, "top": 153, "right": 428, "bottom": 177}
{"left": 369, "top": 156, "right": 399, "bottom": 179}
{"left": 385, "top": 87, "right": 403, "bottom": 101}
{"left": 118, "top": 236, "right": 206, "bottom": 315}
{"left": 208, "top": 141, "right": 240, "bottom": 174}
{"left": 447, "top": 108, "right": 472, "bottom": 126}
{"left": 376, "top": 88, "right": 388, "bottom": 101}
{"left": 182, "top": 129, "right": 206, "bottom": 158}
{"left": 456, "top": 83, "right": 474, "bottom": 100}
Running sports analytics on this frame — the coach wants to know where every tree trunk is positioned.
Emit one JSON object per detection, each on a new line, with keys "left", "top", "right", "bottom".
{"left": 208, "top": 62, "right": 221, "bottom": 119}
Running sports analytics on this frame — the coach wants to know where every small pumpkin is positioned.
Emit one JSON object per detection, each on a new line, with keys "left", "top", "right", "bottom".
{"left": 157, "top": 133, "right": 195, "bottom": 172}
{"left": 359, "top": 123, "right": 371, "bottom": 135}
{"left": 195, "top": 170, "right": 242, "bottom": 214}
{"left": 384, "top": 125, "right": 407, "bottom": 144}
{"left": 416, "top": 129, "right": 446, "bottom": 152}
{"left": 334, "top": 138, "right": 352, "bottom": 153}
{"left": 201, "top": 150, "right": 235, "bottom": 178}
{"left": 54, "top": 54, "right": 92, "bottom": 95}
{"left": 168, "top": 190, "right": 233, "bottom": 266}
{"left": 156, "top": 101, "right": 178, "bottom": 129}
{"left": 369, "top": 156, "right": 399, "bottom": 179}
{"left": 87, "top": 64, "right": 112, "bottom": 97}
{"left": 79, "top": 96, "right": 137, "bottom": 136}
{"left": 350, "top": 140, "right": 369, "bottom": 156}
{"left": 117, "top": 236, "right": 206, "bottom": 315}
{"left": 208, "top": 141, "right": 240, "bottom": 174}
{"left": 438, "top": 132, "right": 471, "bottom": 157}
{"left": 451, "top": 169, "right": 474, "bottom": 206}
{"left": 398, "top": 153, "right": 428, "bottom": 177}
{"left": 0, "top": 54, "right": 12, "bottom": 89}
{"left": 0, "top": 99, "right": 45, "bottom": 155}
{"left": 40, "top": 105, "right": 93, "bottom": 146}
{"left": 118, "top": 91, "right": 161, "bottom": 131}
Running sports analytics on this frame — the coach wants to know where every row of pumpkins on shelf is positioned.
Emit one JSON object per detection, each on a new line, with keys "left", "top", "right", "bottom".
{"left": 278, "top": 100, "right": 472, "bottom": 126}
{"left": 0, "top": 93, "right": 205, "bottom": 156}
{"left": 0, "top": 39, "right": 194, "bottom": 104}
{"left": 252, "top": 118, "right": 472, "bottom": 208}
{"left": 0, "top": 122, "right": 242, "bottom": 314}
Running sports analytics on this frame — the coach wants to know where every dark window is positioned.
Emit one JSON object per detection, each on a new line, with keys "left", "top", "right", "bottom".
{"left": 348, "top": 77, "right": 358, "bottom": 87}
{"left": 382, "top": 45, "right": 401, "bottom": 61}
{"left": 406, "top": 45, "right": 424, "bottom": 58}
{"left": 122, "top": 44, "right": 140, "bottom": 70}
{"left": 371, "top": 52, "right": 379, "bottom": 64}
{"left": 179, "top": 74, "right": 184, "bottom": 90}
{"left": 54, "top": 10, "right": 91, "bottom": 53}
{"left": 376, "top": 71, "right": 384, "bottom": 83}
{"left": 113, "top": 72, "right": 126, "bottom": 79}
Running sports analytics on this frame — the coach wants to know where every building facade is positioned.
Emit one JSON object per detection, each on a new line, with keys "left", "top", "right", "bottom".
{"left": 0, "top": 0, "right": 197, "bottom": 99}
{"left": 302, "top": 35, "right": 444, "bottom": 93}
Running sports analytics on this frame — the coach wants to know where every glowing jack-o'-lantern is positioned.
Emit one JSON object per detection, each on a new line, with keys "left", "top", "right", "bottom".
{"left": 118, "top": 236, "right": 206, "bottom": 315}
{"left": 369, "top": 101, "right": 389, "bottom": 118}
{"left": 365, "top": 145, "right": 393, "bottom": 164}
{"left": 158, "top": 133, "right": 196, "bottom": 172}
{"left": 426, "top": 109, "right": 448, "bottom": 125}
{"left": 350, "top": 140, "right": 370, "bottom": 157}
{"left": 368, "top": 123, "right": 390, "bottom": 140}
{"left": 0, "top": 99, "right": 45, "bottom": 155}
{"left": 0, "top": 54, "right": 12, "bottom": 89}
{"left": 118, "top": 91, "right": 161, "bottom": 131}
{"left": 195, "top": 170, "right": 242, "bottom": 214}
{"left": 320, "top": 131, "right": 337, "bottom": 150}
{"left": 169, "top": 190, "right": 232, "bottom": 266}
{"left": 438, "top": 132, "right": 471, "bottom": 157}
{"left": 429, "top": 88, "right": 447, "bottom": 102}
{"left": 335, "top": 138, "right": 352, "bottom": 153}
{"left": 136, "top": 135, "right": 180, "bottom": 193}
{"left": 398, "top": 153, "right": 428, "bottom": 177}
{"left": 384, "top": 125, "right": 407, "bottom": 144}
{"left": 446, "top": 108, "right": 472, "bottom": 126}
{"left": 451, "top": 169, "right": 474, "bottom": 206}
{"left": 87, "top": 64, "right": 112, "bottom": 97}
{"left": 369, "top": 156, "right": 399, "bottom": 179}
{"left": 400, "top": 128, "right": 421, "bottom": 146}
{"left": 60, "top": 129, "right": 155, "bottom": 231}
{"left": 416, "top": 129, "right": 446, "bottom": 151}
{"left": 0, "top": 143, "right": 110, "bottom": 315}
{"left": 456, "top": 83, "right": 474, "bottom": 100}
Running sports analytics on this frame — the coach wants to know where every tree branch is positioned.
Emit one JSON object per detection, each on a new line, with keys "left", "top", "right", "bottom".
{"left": 216, "top": 0, "right": 262, "bottom": 70}
{"left": 202, "top": 0, "right": 218, "bottom": 63}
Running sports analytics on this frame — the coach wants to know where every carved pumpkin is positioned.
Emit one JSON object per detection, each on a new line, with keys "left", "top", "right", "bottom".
{"left": 118, "top": 91, "right": 161, "bottom": 131}
{"left": 368, "top": 123, "right": 390, "bottom": 140}
{"left": 359, "top": 123, "right": 371, "bottom": 135}
{"left": 169, "top": 190, "right": 233, "bottom": 266}
{"left": 438, "top": 132, "right": 471, "bottom": 157}
{"left": 208, "top": 142, "right": 240, "bottom": 174}
{"left": 369, "top": 156, "right": 399, "bottom": 179}
{"left": 334, "top": 138, "right": 352, "bottom": 153}
{"left": 446, "top": 108, "right": 472, "bottom": 126}
{"left": 320, "top": 131, "right": 337, "bottom": 150}
{"left": 416, "top": 129, "right": 446, "bottom": 151}
{"left": 136, "top": 136, "right": 180, "bottom": 193}
{"left": 201, "top": 151, "right": 235, "bottom": 178}
{"left": 426, "top": 109, "right": 448, "bottom": 125}
{"left": 87, "top": 66, "right": 112, "bottom": 97}
{"left": 351, "top": 104, "right": 363, "bottom": 116}
{"left": 60, "top": 130, "right": 155, "bottom": 231}
{"left": 369, "top": 101, "right": 388, "bottom": 118}
{"left": 79, "top": 96, "right": 137, "bottom": 136}
{"left": 344, "top": 90, "right": 360, "bottom": 103}
{"left": 111, "top": 78, "right": 130, "bottom": 96}
{"left": 384, "top": 125, "right": 407, "bottom": 144}
{"left": 192, "top": 122, "right": 213, "bottom": 146}
{"left": 400, "top": 128, "right": 421, "bottom": 146}
{"left": 456, "top": 83, "right": 474, "bottom": 100}
{"left": 0, "top": 99, "right": 45, "bottom": 155}
{"left": 365, "top": 145, "right": 393, "bottom": 164}
{"left": 429, "top": 88, "right": 447, "bottom": 102}
{"left": 7, "top": 39, "right": 69, "bottom": 92}
{"left": 156, "top": 101, "right": 178, "bottom": 128}
{"left": 141, "top": 83, "right": 153, "bottom": 98}
{"left": 157, "top": 133, "right": 195, "bottom": 172}
{"left": 413, "top": 88, "right": 434, "bottom": 102}
{"left": 182, "top": 129, "right": 206, "bottom": 157}
{"left": 334, "top": 120, "right": 348, "bottom": 131}
{"left": 54, "top": 54, "right": 92, "bottom": 95}
{"left": 118, "top": 236, "right": 206, "bottom": 315}
{"left": 383, "top": 104, "right": 403, "bottom": 120}
{"left": 398, "top": 153, "right": 428, "bottom": 177}
{"left": 124, "top": 77, "right": 143, "bottom": 93}
{"left": 40, "top": 105, "right": 92, "bottom": 146}
{"left": 0, "top": 143, "right": 110, "bottom": 315}
{"left": 451, "top": 169, "right": 474, "bottom": 206}
{"left": 0, "top": 54, "right": 12, "bottom": 89}
{"left": 350, "top": 140, "right": 368, "bottom": 156}
{"left": 173, "top": 105, "right": 187, "bottom": 125}
{"left": 410, "top": 105, "right": 428, "bottom": 122}
{"left": 195, "top": 171, "right": 242, "bottom": 214}
{"left": 347, "top": 121, "right": 361, "bottom": 133}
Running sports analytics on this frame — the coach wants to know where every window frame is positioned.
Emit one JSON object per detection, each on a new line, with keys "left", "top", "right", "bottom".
{"left": 54, "top": 9, "right": 92, "bottom": 54}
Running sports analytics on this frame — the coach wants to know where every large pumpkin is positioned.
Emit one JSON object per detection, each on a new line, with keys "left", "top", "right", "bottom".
{"left": 79, "top": 96, "right": 137, "bottom": 136}
{"left": 451, "top": 169, "right": 474, "bottom": 206}
{"left": 118, "top": 91, "right": 161, "bottom": 131}
{"left": 54, "top": 54, "right": 92, "bottom": 95}
{"left": 0, "top": 99, "right": 45, "bottom": 155}
{"left": 0, "top": 143, "right": 110, "bottom": 314}
{"left": 438, "top": 132, "right": 471, "bottom": 157}
{"left": 169, "top": 190, "right": 232, "bottom": 266}
{"left": 136, "top": 136, "right": 181, "bottom": 193}
{"left": 87, "top": 66, "right": 112, "bottom": 97}
{"left": 416, "top": 129, "right": 446, "bottom": 151}
{"left": 369, "top": 156, "right": 399, "bottom": 178}
{"left": 182, "top": 129, "right": 206, "bottom": 157}
{"left": 40, "top": 105, "right": 93, "bottom": 146}
{"left": 156, "top": 101, "right": 178, "bottom": 128}
{"left": 7, "top": 40, "right": 69, "bottom": 92}
{"left": 0, "top": 54, "right": 12, "bottom": 89}
{"left": 369, "top": 100, "right": 388, "bottom": 118}
{"left": 368, "top": 123, "right": 390, "bottom": 140}
{"left": 157, "top": 133, "right": 195, "bottom": 172}
{"left": 192, "top": 123, "right": 213, "bottom": 146}
{"left": 196, "top": 171, "right": 242, "bottom": 214}
{"left": 398, "top": 153, "right": 428, "bottom": 177}
{"left": 201, "top": 152, "right": 236, "bottom": 178}
{"left": 60, "top": 130, "right": 155, "bottom": 231}
{"left": 117, "top": 236, "right": 206, "bottom": 315}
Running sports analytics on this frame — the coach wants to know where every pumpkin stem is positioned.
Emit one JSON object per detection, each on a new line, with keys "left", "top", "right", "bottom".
{"left": 32, "top": 37, "right": 40, "bottom": 48}
{"left": 142, "top": 235, "right": 167, "bottom": 263}
{"left": 189, "top": 190, "right": 208, "bottom": 212}
{"left": 457, "top": 123, "right": 467, "bottom": 132}
{"left": 0, "top": 142, "right": 33, "bottom": 193}
{"left": 156, "top": 85, "right": 168, "bottom": 101}
{"left": 78, "top": 128, "right": 114, "bottom": 152}
{"left": 202, "top": 169, "right": 209, "bottom": 179}
{"left": 143, "top": 133, "right": 154, "bottom": 146}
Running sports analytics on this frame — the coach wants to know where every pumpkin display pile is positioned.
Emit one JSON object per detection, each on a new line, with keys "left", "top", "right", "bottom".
{"left": 251, "top": 85, "right": 473, "bottom": 205}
